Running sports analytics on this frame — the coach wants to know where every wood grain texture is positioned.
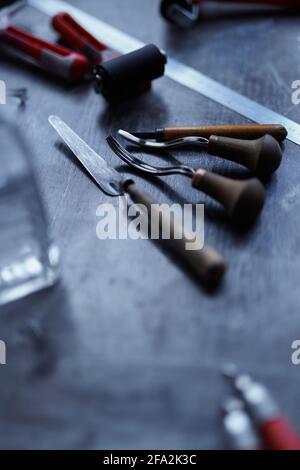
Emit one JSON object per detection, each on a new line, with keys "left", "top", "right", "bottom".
{"left": 164, "top": 124, "right": 288, "bottom": 142}
{"left": 0, "top": 0, "right": 300, "bottom": 450}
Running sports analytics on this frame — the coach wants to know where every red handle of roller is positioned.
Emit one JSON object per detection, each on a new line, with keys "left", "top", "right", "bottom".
{"left": 52, "top": 12, "right": 108, "bottom": 64}
{"left": 2, "top": 26, "right": 89, "bottom": 81}
{"left": 260, "top": 417, "right": 300, "bottom": 450}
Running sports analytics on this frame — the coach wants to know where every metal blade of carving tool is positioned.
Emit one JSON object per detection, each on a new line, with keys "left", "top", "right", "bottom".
{"left": 31, "top": 0, "right": 300, "bottom": 146}
{"left": 48, "top": 115, "right": 125, "bottom": 196}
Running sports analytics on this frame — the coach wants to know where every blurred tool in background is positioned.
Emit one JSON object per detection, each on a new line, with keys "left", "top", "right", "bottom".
{"left": 222, "top": 365, "right": 300, "bottom": 450}
{"left": 0, "top": 109, "right": 59, "bottom": 306}
{"left": 161, "top": 0, "right": 300, "bottom": 28}
{"left": 51, "top": 11, "right": 118, "bottom": 65}
{"left": 7, "top": 88, "right": 28, "bottom": 106}
{"left": 0, "top": 1, "right": 90, "bottom": 81}
{"left": 0, "top": 25, "right": 90, "bottom": 81}
{"left": 222, "top": 398, "right": 261, "bottom": 450}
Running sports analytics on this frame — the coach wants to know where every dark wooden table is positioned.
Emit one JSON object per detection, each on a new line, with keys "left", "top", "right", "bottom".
{"left": 1, "top": 0, "right": 300, "bottom": 450}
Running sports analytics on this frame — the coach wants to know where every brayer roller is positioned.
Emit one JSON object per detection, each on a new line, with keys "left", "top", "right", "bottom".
{"left": 93, "top": 44, "right": 167, "bottom": 102}
{"left": 53, "top": 13, "right": 167, "bottom": 101}
{"left": 1, "top": 9, "right": 167, "bottom": 101}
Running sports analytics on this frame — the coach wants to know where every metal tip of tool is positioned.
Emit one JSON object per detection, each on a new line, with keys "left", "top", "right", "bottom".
{"left": 48, "top": 115, "right": 60, "bottom": 126}
{"left": 118, "top": 129, "right": 133, "bottom": 139}
{"left": 118, "top": 129, "right": 157, "bottom": 147}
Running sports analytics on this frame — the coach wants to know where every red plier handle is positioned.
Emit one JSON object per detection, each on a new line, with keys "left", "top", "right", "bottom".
{"left": 1, "top": 26, "right": 90, "bottom": 81}
{"left": 52, "top": 12, "right": 109, "bottom": 65}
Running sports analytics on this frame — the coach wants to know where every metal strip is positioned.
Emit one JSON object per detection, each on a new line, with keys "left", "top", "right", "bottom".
{"left": 29, "top": 0, "right": 300, "bottom": 146}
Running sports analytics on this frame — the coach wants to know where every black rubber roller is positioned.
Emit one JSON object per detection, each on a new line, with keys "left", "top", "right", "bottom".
{"left": 93, "top": 44, "right": 167, "bottom": 102}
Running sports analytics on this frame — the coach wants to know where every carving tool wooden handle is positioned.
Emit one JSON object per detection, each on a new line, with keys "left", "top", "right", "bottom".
{"left": 125, "top": 182, "right": 226, "bottom": 283}
{"left": 192, "top": 170, "right": 265, "bottom": 225}
{"left": 163, "top": 124, "right": 287, "bottom": 142}
{"left": 208, "top": 134, "right": 283, "bottom": 176}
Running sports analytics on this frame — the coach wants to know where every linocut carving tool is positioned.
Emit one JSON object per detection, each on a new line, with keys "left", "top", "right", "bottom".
{"left": 222, "top": 398, "right": 261, "bottom": 450}
{"left": 118, "top": 130, "right": 283, "bottom": 177}
{"left": 161, "top": 0, "right": 300, "bottom": 28}
{"left": 49, "top": 116, "right": 226, "bottom": 284}
{"left": 223, "top": 365, "right": 300, "bottom": 450}
{"left": 0, "top": 5, "right": 90, "bottom": 81}
{"left": 126, "top": 124, "right": 287, "bottom": 143}
{"left": 107, "top": 136, "right": 265, "bottom": 226}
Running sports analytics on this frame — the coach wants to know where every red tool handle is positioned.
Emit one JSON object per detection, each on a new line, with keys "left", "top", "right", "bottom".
{"left": 2, "top": 26, "right": 90, "bottom": 81}
{"left": 260, "top": 417, "right": 300, "bottom": 450}
{"left": 52, "top": 12, "right": 108, "bottom": 64}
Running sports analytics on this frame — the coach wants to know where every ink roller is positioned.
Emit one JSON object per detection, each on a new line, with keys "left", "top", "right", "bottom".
{"left": 93, "top": 44, "right": 167, "bottom": 102}
{"left": 1, "top": 10, "right": 166, "bottom": 100}
{"left": 131, "top": 124, "right": 287, "bottom": 143}
{"left": 53, "top": 13, "right": 167, "bottom": 101}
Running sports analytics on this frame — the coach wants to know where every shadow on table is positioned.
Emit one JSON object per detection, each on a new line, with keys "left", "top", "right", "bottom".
{"left": 97, "top": 90, "right": 170, "bottom": 137}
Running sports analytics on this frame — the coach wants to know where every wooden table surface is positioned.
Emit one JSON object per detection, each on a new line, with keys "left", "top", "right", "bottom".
{"left": 0, "top": 0, "right": 300, "bottom": 450}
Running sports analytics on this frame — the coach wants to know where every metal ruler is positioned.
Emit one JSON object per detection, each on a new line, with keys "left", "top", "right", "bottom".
{"left": 29, "top": 0, "right": 300, "bottom": 146}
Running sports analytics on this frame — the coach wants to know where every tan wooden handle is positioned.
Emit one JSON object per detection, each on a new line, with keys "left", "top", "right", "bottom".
{"left": 163, "top": 124, "right": 287, "bottom": 142}
{"left": 125, "top": 182, "right": 226, "bottom": 283}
